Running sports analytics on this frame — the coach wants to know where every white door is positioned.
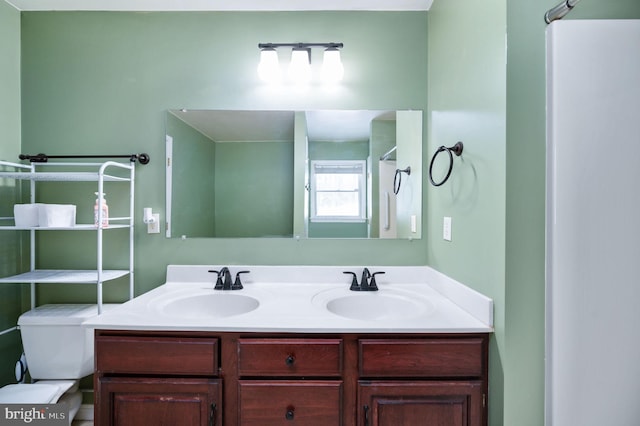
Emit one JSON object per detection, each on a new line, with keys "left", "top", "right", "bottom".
{"left": 546, "top": 20, "right": 640, "bottom": 426}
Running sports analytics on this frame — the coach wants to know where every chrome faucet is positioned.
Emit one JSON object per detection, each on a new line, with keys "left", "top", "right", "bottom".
{"left": 344, "top": 268, "right": 385, "bottom": 291}
{"left": 208, "top": 267, "right": 250, "bottom": 290}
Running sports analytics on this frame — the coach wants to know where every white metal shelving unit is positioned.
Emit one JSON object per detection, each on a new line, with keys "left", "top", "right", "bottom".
{"left": 0, "top": 159, "right": 136, "bottom": 314}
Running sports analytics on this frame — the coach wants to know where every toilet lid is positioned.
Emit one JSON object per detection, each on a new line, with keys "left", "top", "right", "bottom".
{"left": 0, "top": 383, "right": 65, "bottom": 404}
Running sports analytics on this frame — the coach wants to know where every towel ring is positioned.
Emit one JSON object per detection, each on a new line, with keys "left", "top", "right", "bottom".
{"left": 428, "top": 142, "right": 464, "bottom": 187}
{"left": 393, "top": 166, "right": 411, "bottom": 194}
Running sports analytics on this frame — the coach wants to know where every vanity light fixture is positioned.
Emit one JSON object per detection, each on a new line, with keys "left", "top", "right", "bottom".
{"left": 257, "top": 47, "right": 281, "bottom": 83}
{"left": 321, "top": 46, "right": 344, "bottom": 83}
{"left": 288, "top": 47, "right": 312, "bottom": 84}
{"left": 257, "top": 42, "right": 344, "bottom": 84}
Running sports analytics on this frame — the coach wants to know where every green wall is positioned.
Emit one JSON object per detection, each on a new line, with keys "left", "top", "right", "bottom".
{"left": 426, "top": 1, "right": 507, "bottom": 424}
{"left": 0, "top": 1, "right": 20, "bottom": 159}
{"left": 0, "top": 1, "right": 26, "bottom": 386}
{"left": 167, "top": 113, "right": 216, "bottom": 238}
{"left": 214, "top": 140, "right": 294, "bottom": 238}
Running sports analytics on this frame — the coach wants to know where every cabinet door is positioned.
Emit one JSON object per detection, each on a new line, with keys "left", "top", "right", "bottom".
{"left": 358, "top": 381, "right": 484, "bottom": 426}
{"left": 98, "top": 377, "right": 221, "bottom": 426}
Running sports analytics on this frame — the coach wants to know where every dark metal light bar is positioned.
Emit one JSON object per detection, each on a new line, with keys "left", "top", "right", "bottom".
{"left": 258, "top": 42, "right": 343, "bottom": 49}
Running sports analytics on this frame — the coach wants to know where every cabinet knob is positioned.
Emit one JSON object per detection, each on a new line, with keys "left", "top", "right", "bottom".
{"left": 285, "top": 354, "right": 295, "bottom": 366}
{"left": 285, "top": 406, "right": 295, "bottom": 420}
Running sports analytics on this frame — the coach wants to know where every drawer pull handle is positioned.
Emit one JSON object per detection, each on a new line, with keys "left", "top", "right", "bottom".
{"left": 364, "top": 405, "right": 369, "bottom": 426}
{"left": 285, "top": 406, "right": 295, "bottom": 420}
{"left": 285, "top": 354, "right": 295, "bottom": 366}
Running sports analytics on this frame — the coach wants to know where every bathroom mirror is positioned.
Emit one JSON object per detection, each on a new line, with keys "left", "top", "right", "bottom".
{"left": 165, "top": 109, "right": 422, "bottom": 239}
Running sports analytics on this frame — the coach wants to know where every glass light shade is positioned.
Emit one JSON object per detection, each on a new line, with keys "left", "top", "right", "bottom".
{"left": 321, "top": 48, "right": 344, "bottom": 83}
{"left": 288, "top": 48, "right": 312, "bottom": 84}
{"left": 257, "top": 48, "right": 281, "bottom": 83}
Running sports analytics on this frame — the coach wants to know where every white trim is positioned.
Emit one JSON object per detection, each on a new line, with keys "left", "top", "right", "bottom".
{"left": 75, "top": 404, "right": 94, "bottom": 421}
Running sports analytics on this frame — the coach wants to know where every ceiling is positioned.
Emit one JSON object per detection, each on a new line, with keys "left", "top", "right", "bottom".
{"left": 170, "top": 109, "right": 396, "bottom": 143}
{"left": 6, "top": 0, "right": 433, "bottom": 11}
{"left": 171, "top": 110, "right": 295, "bottom": 142}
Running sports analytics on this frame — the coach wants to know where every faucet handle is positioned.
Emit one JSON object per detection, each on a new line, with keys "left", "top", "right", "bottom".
{"left": 232, "top": 270, "right": 250, "bottom": 290}
{"left": 368, "top": 271, "right": 385, "bottom": 291}
{"left": 208, "top": 270, "right": 224, "bottom": 289}
{"left": 344, "top": 271, "right": 361, "bottom": 291}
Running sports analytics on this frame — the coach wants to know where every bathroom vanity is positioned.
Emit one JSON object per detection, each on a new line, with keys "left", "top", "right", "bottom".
{"left": 86, "top": 266, "right": 493, "bottom": 426}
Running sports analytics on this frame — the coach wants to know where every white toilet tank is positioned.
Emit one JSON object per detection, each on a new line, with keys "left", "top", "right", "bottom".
{"left": 18, "top": 304, "right": 104, "bottom": 380}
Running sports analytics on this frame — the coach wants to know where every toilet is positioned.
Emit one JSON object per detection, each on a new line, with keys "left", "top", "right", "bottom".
{"left": 0, "top": 304, "right": 112, "bottom": 424}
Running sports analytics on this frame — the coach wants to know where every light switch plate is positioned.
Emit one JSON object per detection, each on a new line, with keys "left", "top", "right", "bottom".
{"left": 443, "top": 216, "right": 452, "bottom": 241}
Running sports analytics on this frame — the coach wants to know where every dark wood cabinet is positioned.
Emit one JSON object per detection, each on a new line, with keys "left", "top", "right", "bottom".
{"left": 95, "top": 331, "right": 488, "bottom": 426}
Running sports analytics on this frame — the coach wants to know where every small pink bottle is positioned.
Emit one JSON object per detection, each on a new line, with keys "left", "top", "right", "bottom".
{"left": 94, "top": 192, "right": 109, "bottom": 227}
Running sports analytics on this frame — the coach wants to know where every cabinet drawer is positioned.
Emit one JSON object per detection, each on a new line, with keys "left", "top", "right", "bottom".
{"left": 96, "top": 335, "right": 218, "bottom": 375}
{"left": 238, "top": 338, "right": 342, "bottom": 376}
{"left": 359, "top": 338, "right": 484, "bottom": 378}
{"left": 238, "top": 380, "right": 342, "bottom": 425}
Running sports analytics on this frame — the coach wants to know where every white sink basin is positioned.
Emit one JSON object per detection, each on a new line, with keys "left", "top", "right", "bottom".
{"left": 156, "top": 293, "right": 259, "bottom": 319}
{"left": 314, "top": 288, "right": 434, "bottom": 321}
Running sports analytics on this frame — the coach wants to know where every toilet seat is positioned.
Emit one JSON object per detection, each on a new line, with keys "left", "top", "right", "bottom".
{"left": 0, "top": 379, "right": 78, "bottom": 403}
{"left": 0, "top": 380, "right": 82, "bottom": 425}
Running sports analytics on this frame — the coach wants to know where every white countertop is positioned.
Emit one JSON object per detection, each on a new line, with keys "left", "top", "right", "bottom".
{"left": 83, "top": 265, "right": 493, "bottom": 333}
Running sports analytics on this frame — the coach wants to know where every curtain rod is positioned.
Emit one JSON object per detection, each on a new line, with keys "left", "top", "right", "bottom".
{"left": 545, "top": 0, "right": 582, "bottom": 24}
{"left": 19, "top": 153, "right": 150, "bottom": 164}
{"left": 380, "top": 146, "right": 397, "bottom": 161}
